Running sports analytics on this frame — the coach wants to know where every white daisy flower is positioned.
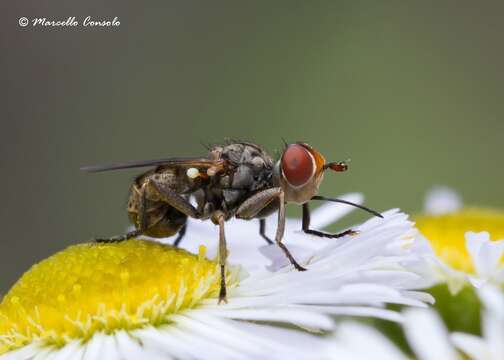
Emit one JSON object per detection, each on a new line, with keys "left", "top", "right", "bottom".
{"left": 414, "top": 188, "right": 504, "bottom": 293}
{"left": 0, "top": 194, "right": 432, "bottom": 359}
{"left": 325, "top": 285, "right": 504, "bottom": 360}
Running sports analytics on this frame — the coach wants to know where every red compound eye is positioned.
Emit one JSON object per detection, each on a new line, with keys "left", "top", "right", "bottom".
{"left": 281, "top": 144, "right": 315, "bottom": 186}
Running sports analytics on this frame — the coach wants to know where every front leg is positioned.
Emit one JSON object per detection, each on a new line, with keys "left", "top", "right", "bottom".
{"left": 236, "top": 188, "right": 306, "bottom": 271}
{"left": 302, "top": 203, "right": 357, "bottom": 238}
{"left": 235, "top": 188, "right": 282, "bottom": 219}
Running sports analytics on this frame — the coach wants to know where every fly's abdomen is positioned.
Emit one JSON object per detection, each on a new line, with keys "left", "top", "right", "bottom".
{"left": 127, "top": 182, "right": 187, "bottom": 238}
{"left": 128, "top": 203, "right": 187, "bottom": 238}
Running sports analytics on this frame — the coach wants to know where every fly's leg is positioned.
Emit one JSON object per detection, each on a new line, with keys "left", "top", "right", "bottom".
{"left": 212, "top": 211, "right": 228, "bottom": 304}
{"left": 275, "top": 191, "right": 306, "bottom": 271}
{"left": 235, "top": 188, "right": 282, "bottom": 219}
{"left": 236, "top": 188, "right": 306, "bottom": 271}
{"left": 95, "top": 229, "right": 144, "bottom": 243}
{"left": 146, "top": 180, "right": 201, "bottom": 219}
{"left": 144, "top": 180, "right": 202, "bottom": 248}
{"left": 173, "top": 223, "right": 187, "bottom": 247}
{"left": 259, "top": 219, "right": 273, "bottom": 245}
{"left": 302, "top": 203, "right": 358, "bottom": 238}
{"left": 96, "top": 179, "right": 200, "bottom": 244}
{"left": 95, "top": 186, "right": 149, "bottom": 243}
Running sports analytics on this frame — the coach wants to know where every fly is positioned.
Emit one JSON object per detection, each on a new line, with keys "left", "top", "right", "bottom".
{"left": 82, "top": 141, "right": 383, "bottom": 303}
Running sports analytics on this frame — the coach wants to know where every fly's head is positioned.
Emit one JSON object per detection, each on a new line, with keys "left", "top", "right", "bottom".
{"left": 273, "top": 143, "right": 348, "bottom": 204}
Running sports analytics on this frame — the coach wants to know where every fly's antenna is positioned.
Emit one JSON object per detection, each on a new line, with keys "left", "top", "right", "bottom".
{"left": 311, "top": 195, "right": 383, "bottom": 218}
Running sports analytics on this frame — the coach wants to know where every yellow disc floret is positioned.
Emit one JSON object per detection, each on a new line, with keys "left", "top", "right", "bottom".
{"left": 415, "top": 208, "right": 504, "bottom": 273}
{"left": 0, "top": 240, "right": 238, "bottom": 354}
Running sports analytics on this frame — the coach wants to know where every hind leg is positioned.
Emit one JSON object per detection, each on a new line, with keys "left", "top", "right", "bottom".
{"left": 95, "top": 187, "right": 149, "bottom": 243}
{"left": 96, "top": 178, "right": 198, "bottom": 243}
{"left": 95, "top": 229, "right": 144, "bottom": 243}
{"left": 173, "top": 223, "right": 187, "bottom": 247}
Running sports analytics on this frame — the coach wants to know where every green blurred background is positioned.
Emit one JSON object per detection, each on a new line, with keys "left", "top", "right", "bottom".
{"left": 1, "top": 1, "right": 503, "bottom": 293}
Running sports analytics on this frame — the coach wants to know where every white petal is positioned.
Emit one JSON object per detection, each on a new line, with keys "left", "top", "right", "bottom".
{"left": 95, "top": 335, "right": 121, "bottom": 360}
{"left": 72, "top": 333, "right": 125, "bottom": 360}
{"left": 422, "top": 253, "right": 466, "bottom": 294}
{"left": 403, "top": 308, "right": 458, "bottom": 360}
{"left": 451, "top": 333, "right": 488, "bottom": 360}
{"left": 333, "top": 322, "right": 407, "bottom": 360}
{"left": 466, "top": 231, "right": 502, "bottom": 277}
{"left": 114, "top": 331, "right": 166, "bottom": 360}
{"left": 479, "top": 287, "right": 504, "bottom": 359}
{"left": 200, "top": 308, "right": 334, "bottom": 331}
{"left": 173, "top": 315, "right": 263, "bottom": 356}
{"left": 47, "top": 341, "right": 82, "bottom": 360}
{"left": 307, "top": 305, "right": 404, "bottom": 322}
{"left": 32, "top": 347, "right": 55, "bottom": 360}
{"left": 161, "top": 326, "right": 245, "bottom": 360}
{"left": 400, "top": 290, "right": 435, "bottom": 304}
{"left": 465, "top": 231, "right": 487, "bottom": 259}
{"left": 134, "top": 326, "right": 186, "bottom": 359}
{"left": 0, "top": 344, "right": 43, "bottom": 360}
{"left": 230, "top": 320, "right": 324, "bottom": 359}
{"left": 478, "top": 286, "right": 504, "bottom": 319}
{"left": 173, "top": 313, "right": 321, "bottom": 359}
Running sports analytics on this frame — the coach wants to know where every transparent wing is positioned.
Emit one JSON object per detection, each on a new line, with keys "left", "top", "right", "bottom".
{"left": 81, "top": 157, "right": 218, "bottom": 173}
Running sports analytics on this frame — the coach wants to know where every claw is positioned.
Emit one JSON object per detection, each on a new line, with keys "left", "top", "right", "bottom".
{"left": 293, "top": 262, "right": 308, "bottom": 272}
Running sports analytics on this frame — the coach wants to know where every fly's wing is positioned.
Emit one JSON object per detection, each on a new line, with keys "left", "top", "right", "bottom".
{"left": 81, "top": 157, "right": 219, "bottom": 173}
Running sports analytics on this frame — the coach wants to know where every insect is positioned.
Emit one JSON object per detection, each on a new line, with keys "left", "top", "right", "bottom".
{"left": 82, "top": 141, "right": 382, "bottom": 303}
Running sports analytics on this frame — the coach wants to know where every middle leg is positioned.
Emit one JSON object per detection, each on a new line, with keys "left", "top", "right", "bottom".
{"left": 276, "top": 191, "right": 306, "bottom": 271}
{"left": 236, "top": 188, "right": 305, "bottom": 271}
{"left": 173, "top": 223, "right": 187, "bottom": 247}
{"left": 259, "top": 218, "right": 274, "bottom": 245}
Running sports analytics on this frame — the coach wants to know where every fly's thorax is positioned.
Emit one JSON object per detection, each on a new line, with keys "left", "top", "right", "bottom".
{"left": 217, "top": 142, "right": 274, "bottom": 191}
{"left": 187, "top": 142, "right": 276, "bottom": 216}
{"left": 274, "top": 161, "right": 324, "bottom": 204}
{"left": 215, "top": 142, "right": 273, "bottom": 166}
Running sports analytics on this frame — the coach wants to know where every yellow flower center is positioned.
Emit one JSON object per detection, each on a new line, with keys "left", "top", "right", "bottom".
{"left": 0, "top": 240, "right": 239, "bottom": 354}
{"left": 415, "top": 208, "right": 504, "bottom": 273}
